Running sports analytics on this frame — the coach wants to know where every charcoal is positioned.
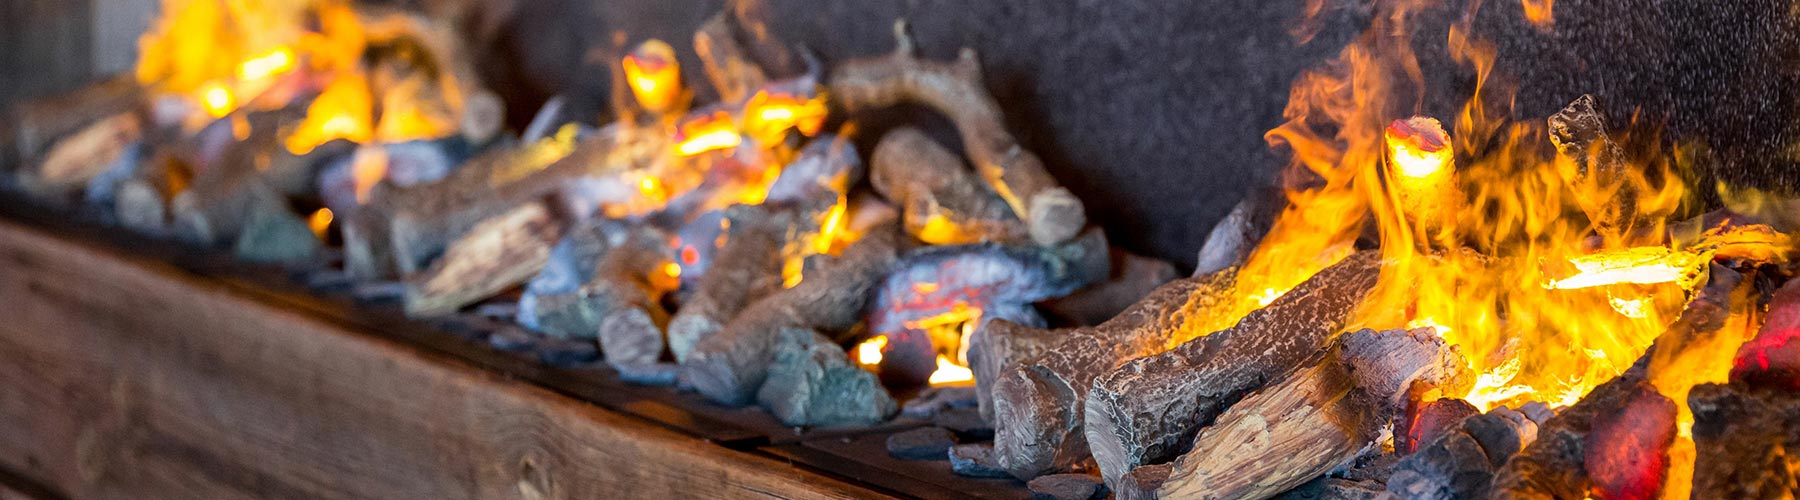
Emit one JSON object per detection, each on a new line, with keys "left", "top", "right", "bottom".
{"left": 1386, "top": 430, "right": 1495, "bottom": 500}
{"left": 232, "top": 205, "right": 321, "bottom": 265}
{"left": 901, "top": 385, "right": 979, "bottom": 420}
{"left": 1028, "top": 473, "right": 1106, "bottom": 500}
{"left": 948, "top": 443, "right": 1011, "bottom": 479}
{"left": 1732, "top": 274, "right": 1800, "bottom": 390}
{"left": 755, "top": 327, "right": 896, "bottom": 427}
{"left": 1689, "top": 381, "right": 1800, "bottom": 499}
{"left": 886, "top": 427, "right": 957, "bottom": 461}
{"left": 931, "top": 406, "right": 994, "bottom": 441}
{"left": 1399, "top": 398, "right": 1479, "bottom": 454}
{"left": 487, "top": 327, "right": 538, "bottom": 352}
{"left": 1584, "top": 386, "right": 1677, "bottom": 500}
{"left": 615, "top": 362, "right": 679, "bottom": 386}
{"left": 536, "top": 338, "right": 601, "bottom": 367}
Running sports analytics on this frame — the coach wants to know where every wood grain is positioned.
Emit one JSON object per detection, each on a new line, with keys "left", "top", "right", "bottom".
{"left": 0, "top": 218, "right": 886, "bottom": 500}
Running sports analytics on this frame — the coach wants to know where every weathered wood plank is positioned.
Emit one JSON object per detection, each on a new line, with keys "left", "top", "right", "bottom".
{"left": 0, "top": 218, "right": 884, "bottom": 500}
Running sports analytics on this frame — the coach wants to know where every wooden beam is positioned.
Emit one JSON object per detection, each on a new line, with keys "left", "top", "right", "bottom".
{"left": 0, "top": 219, "right": 885, "bottom": 500}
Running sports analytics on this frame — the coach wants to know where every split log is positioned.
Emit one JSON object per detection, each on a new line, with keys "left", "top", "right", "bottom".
{"left": 756, "top": 326, "right": 897, "bottom": 427}
{"left": 1687, "top": 381, "right": 1800, "bottom": 498}
{"left": 987, "top": 268, "right": 1242, "bottom": 478}
{"left": 1083, "top": 251, "right": 1381, "bottom": 484}
{"left": 1194, "top": 187, "right": 1284, "bottom": 277}
{"left": 870, "top": 127, "right": 1026, "bottom": 245}
{"left": 594, "top": 226, "right": 678, "bottom": 372}
{"left": 1489, "top": 264, "right": 1742, "bottom": 499}
{"left": 693, "top": 11, "right": 767, "bottom": 104}
{"left": 831, "top": 21, "right": 1086, "bottom": 246}
{"left": 346, "top": 125, "right": 637, "bottom": 279}
{"left": 667, "top": 204, "right": 795, "bottom": 364}
{"left": 1384, "top": 406, "right": 1541, "bottom": 500}
{"left": 5, "top": 74, "right": 145, "bottom": 170}
{"left": 1037, "top": 250, "right": 1180, "bottom": 327}
{"left": 867, "top": 230, "right": 1109, "bottom": 386}
{"left": 402, "top": 201, "right": 566, "bottom": 317}
{"left": 1127, "top": 327, "right": 1468, "bottom": 500}
{"left": 1548, "top": 94, "right": 1641, "bottom": 243}
{"left": 17, "top": 112, "right": 143, "bottom": 199}
{"left": 681, "top": 224, "right": 903, "bottom": 406}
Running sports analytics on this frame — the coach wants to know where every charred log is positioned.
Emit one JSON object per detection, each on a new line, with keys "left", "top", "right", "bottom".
{"left": 1732, "top": 271, "right": 1800, "bottom": 390}
{"left": 517, "top": 218, "right": 629, "bottom": 338}
{"left": 1688, "top": 381, "right": 1800, "bottom": 499}
{"left": 1194, "top": 187, "right": 1284, "bottom": 277}
{"left": 681, "top": 225, "right": 903, "bottom": 406}
{"left": 667, "top": 204, "right": 794, "bottom": 364}
{"left": 1131, "top": 327, "right": 1467, "bottom": 500}
{"left": 1037, "top": 250, "right": 1179, "bottom": 327}
{"left": 593, "top": 226, "right": 678, "bottom": 372}
{"left": 987, "top": 268, "right": 1241, "bottom": 478}
{"left": 870, "top": 127, "right": 1026, "bottom": 245}
{"left": 1548, "top": 94, "right": 1641, "bottom": 243}
{"left": 1083, "top": 251, "right": 1382, "bottom": 485}
{"left": 755, "top": 326, "right": 897, "bottom": 427}
{"left": 831, "top": 21, "right": 1085, "bottom": 246}
{"left": 17, "top": 112, "right": 143, "bottom": 199}
{"left": 693, "top": 11, "right": 768, "bottom": 105}
{"left": 1384, "top": 406, "right": 1542, "bottom": 500}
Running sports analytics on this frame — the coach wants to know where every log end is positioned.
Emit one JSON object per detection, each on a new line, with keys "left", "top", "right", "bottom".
{"left": 599, "top": 307, "right": 667, "bottom": 369}
{"left": 1028, "top": 188, "right": 1087, "bottom": 246}
{"left": 992, "top": 365, "right": 1082, "bottom": 479}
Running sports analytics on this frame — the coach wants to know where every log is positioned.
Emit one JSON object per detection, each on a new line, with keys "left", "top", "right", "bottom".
{"left": 987, "top": 269, "right": 1241, "bottom": 478}
{"left": 1194, "top": 187, "right": 1284, "bottom": 277}
{"left": 870, "top": 127, "right": 1026, "bottom": 245}
{"left": 765, "top": 134, "right": 862, "bottom": 206}
{"left": 16, "top": 111, "right": 142, "bottom": 199}
{"left": 1384, "top": 406, "right": 1541, "bottom": 500}
{"left": 1082, "top": 251, "right": 1381, "bottom": 484}
{"left": 667, "top": 204, "right": 795, "bottom": 364}
{"left": 1582, "top": 386, "right": 1676, "bottom": 500}
{"left": 346, "top": 125, "right": 629, "bottom": 279}
{"left": 402, "top": 201, "right": 566, "bottom": 317}
{"left": 5, "top": 74, "right": 144, "bottom": 170}
{"left": 1037, "top": 250, "right": 1180, "bottom": 327}
{"left": 681, "top": 224, "right": 903, "bottom": 406}
{"left": 1687, "top": 381, "right": 1800, "bottom": 499}
{"left": 867, "top": 230, "right": 1109, "bottom": 386}
{"left": 693, "top": 11, "right": 768, "bottom": 104}
{"left": 831, "top": 21, "right": 1086, "bottom": 246}
{"left": 169, "top": 108, "right": 305, "bottom": 247}
{"left": 594, "top": 226, "right": 678, "bottom": 373}
{"left": 1132, "top": 327, "right": 1468, "bottom": 500}
{"left": 517, "top": 218, "right": 628, "bottom": 338}
{"left": 1548, "top": 94, "right": 1641, "bottom": 243}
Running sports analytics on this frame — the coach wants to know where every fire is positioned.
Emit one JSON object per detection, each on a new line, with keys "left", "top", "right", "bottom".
{"left": 1520, "top": 0, "right": 1555, "bottom": 29}
{"left": 901, "top": 303, "right": 983, "bottom": 385}
{"left": 929, "top": 356, "right": 975, "bottom": 385}
{"left": 623, "top": 40, "right": 683, "bottom": 114}
{"left": 855, "top": 335, "right": 888, "bottom": 366}
{"left": 1238, "top": 0, "right": 1703, "bottom": 418}
{"left": 238, "top": 47, "right": 297, "bottom": 81}
{"left": 308, "top": 208, "right": 334, "bottom": 240}
{"left": 200, "top": 83, "right": 237, "bottom": 118}
{"left": 676, "top": 112, "right": 743, "bottom": 156}
{"left": 742, "top": 90, "right": 828, "bottom": 146}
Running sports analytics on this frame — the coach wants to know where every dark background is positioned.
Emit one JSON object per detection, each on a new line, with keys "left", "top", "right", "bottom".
{"left": 7, "top": 0, "right": 1799, "bottom": 268}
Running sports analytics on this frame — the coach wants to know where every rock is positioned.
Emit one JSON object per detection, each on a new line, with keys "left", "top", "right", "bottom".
{"left": 756, "top": 327, "right": 897, "bottom": 427}
{"left": 233, "top": 207, "right": 321, "bottom": 265}
{"left": 948, "top": 443, "right": 1011, "bottom": 478}
{"left": 932, "top": 406, "right": 994, "bottom": 441}
{"left": 537, "top": 338, "right": 601, "bottom": 366}
{"left": 901, "top": 385, "right": 980, "bottom": 419}
{"left": 886, "top": 427, "right": 958, "bottom": 460}
{"left": 1028, "top": 473, "right": 1106, "bottom": 500}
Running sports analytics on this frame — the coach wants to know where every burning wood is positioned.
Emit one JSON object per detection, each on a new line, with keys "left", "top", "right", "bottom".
{"left": 1583, "top": 386, "right": 1678, "bottom": 500}
{"left": 402, "top": 201, "right": 565, "bottom": 316}
{"left": 517, "top": 218, "right": 629, "bottom": 339}
{"left": 693, "top": 12, "right": 767, "bottom": 105}
{"left": 1687, "top": 381, "right": 1800, "bottom": 498}
{"left": 1385, "top": 404, "right": 1544, "bottom": 499}
{"left": 18, "top": 112, "right": 144, "bottom": 199}
{"left": 1549, "top": 94, "right": 1643, "bottom": 244}
{"left": 1732, "top": 273, "right": 1800, "bottom": 390}
{"left": 1083, "top": 251, "right": 1381, "bottom": 485}
{"left": 987, "top": 269, "right": 1243, "bottom": 478}
{"left": 870, "top": 127, "right": 1027, "bottom": 245}
{"left": 681, "top": 224, "right": 903, "bottom": 406}
{"left": 593, "top": 226, "right": 679, "bottom": 373}
{"left": 1119, "top": 327, "right": 1467, "bottom": 500}
{"left": 1193, "top": 188, "right": 1284, "bottom": 277}
{"left": 831, "top": 21, "right": 1086, "bottom": 246}
{"left": 865, "top": 231, "right": 1109, "bottom": 386}
{"left": 5, "top": 75, "right": 146, "bottom": 177}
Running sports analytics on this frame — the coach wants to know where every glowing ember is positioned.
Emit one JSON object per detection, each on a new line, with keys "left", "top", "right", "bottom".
{"left": 237, "top": 47, "right": 296, "bottom": 81}
{"left": 348, "top": 145, "right": 388, "bottom": 203}
{"left": 676, "top": 113, "right": 743, "bottom": 156}
{"left": 742, "top": 90, "right": 828, "bottom": 146}
{"left": 928, "top": 355, "right": 974, "bottom": 385}
{"left": 662, "top": 262, "right": 682, "bottom": 280}
{"left": 623, "top": 40, "right": 682, "bottom": 114}
{"left": 200, "top": 83, "right": 235, "bottom": 118}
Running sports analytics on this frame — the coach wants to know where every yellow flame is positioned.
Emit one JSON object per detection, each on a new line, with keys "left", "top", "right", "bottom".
{"left": 623, "top": 40, "right": 681, "bottom": 113}
{"left": 308, "top": 208, "right": 334, "bottom": 240}
{"left": 237, "top": 47, "right": 295, "bottom": 81}
{"left": 928, "top": 356, "right": 975, "bottom": 385}
{"left": 1543, "top": 247, "right": 1705, "bottom": 290}
{"left": 676, "top": 113, "right": 744, "bottom": 156}
{"left": 200, "top": 83, "right": 236, "bottom": 118}
{"left": 349, "top": 145, "right": 388, "bottom": 203}
{"left": 855, "top": 335, "right": 888, "bottom": 366}
{"left": 742, "top": 90, "right": 829, "bottom": 145}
